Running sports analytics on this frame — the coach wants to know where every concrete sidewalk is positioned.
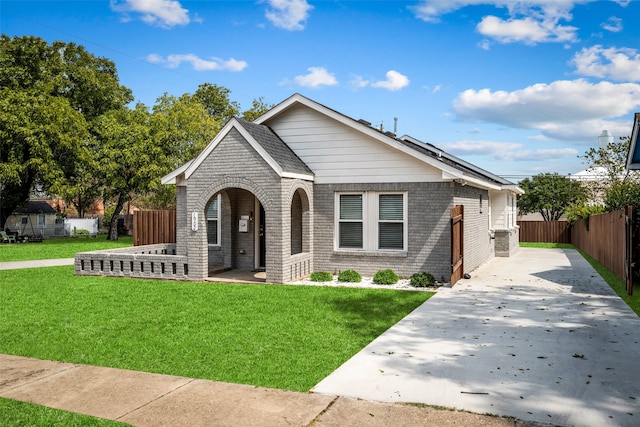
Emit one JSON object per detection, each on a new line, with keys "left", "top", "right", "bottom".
{"left": 0, "top": 258, "right": 74, "bottom": 270}
{"left": 313, "top": 248, "right": 640, "bottom": 427}
{"left": 0, "top": 354, "right": 534, "bottom": 426}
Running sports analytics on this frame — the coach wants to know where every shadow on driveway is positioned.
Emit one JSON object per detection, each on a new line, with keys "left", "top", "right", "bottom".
{"left": 313, "top": 248, "right": 640, "bottom": 427}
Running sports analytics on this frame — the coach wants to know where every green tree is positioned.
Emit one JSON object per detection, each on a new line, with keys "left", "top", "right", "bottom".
{"left": 134, "top": 93, "right": 221, "bottom": 210}
{"left": 193, "top": 83, "right": 239, "bottom": 123}
{"left": 517, "top": 173, "right": 586, "bottom": 221}
{"left": 242, "top": 96, "right": 273, "bottom": 121}
{"left": 93, "top": 104, "right": 167, "bottom": 240}
{"left": 578, "top": 136, "right": 640, "bottom": 209}
{"left": 0, "top": 35, "right": 132, "bottom": 226}
{"left": 0, "top": 90, "right": 88, "bottom": 225}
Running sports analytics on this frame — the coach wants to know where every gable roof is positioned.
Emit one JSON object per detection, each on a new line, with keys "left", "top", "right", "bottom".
{"left": 256, "top": 93, "right": 522, "bottom": 193}
{"left": 164, "top": 93, "right": 521, "bottom": 193}
{"left": 15, "top": 201, "right": 57, "bottom": 215}
{"left": 626, "top": 112, "right": 640, "bottom": 170}
{"left": 236, "top": 118, "right": 313, "bottom": 176}
{"left": 162, "top": 117, "right": 314, "bottom": 185}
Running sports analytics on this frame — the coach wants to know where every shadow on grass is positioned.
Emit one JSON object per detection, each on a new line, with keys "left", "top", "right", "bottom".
{"left": 317, "top": 290, "right": 433, "bottom": 341}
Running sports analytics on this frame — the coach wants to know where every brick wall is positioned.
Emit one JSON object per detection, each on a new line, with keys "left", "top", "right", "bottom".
{"left": 312, "top": 182, "right": 453, "bottom": 280}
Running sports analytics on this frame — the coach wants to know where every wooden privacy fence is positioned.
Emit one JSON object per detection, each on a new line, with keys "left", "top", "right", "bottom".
{"left": 571, "top": 208, "right": 632, "bottom": 292}
{"left": 517, "top": 220, "right": 571, "bottom": 243}
{"left": 133, "top": 210, "right": 176, "bottom": 246}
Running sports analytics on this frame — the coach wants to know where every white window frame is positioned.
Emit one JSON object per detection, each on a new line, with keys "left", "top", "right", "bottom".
{"left": 336, "top": 192, "right": 367, "bottom": 250}
{"left": 206, "top": 194, "right": 221, "bottom": 246}
{"left": 37, "top": 214, "right": 46, "bottom": 226}
{"left": 507, "top": 194, "right": 515, "bottom": 228}
{"left": 335, "top": 191, "right": 407, "bottom": 252}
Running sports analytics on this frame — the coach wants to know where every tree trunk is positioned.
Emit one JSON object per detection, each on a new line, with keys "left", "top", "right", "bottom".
{"left": 107, "top": 193, "right": 126, "bottom": 241}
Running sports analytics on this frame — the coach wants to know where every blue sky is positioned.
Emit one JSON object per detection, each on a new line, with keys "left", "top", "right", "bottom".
{"left": 3, "top": 0, "right": 640, "bottom": 178}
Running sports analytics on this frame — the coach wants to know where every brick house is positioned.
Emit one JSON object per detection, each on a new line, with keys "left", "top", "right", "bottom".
{"left": 157, "top": 94, "right": 522, "bottom": 284}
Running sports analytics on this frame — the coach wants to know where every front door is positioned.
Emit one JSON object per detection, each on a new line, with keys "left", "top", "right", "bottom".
{"left": 258, "top": 203, "right": 266, "bottom": 269}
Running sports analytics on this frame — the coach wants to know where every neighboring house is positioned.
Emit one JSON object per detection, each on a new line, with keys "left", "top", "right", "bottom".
{"left": 626, "top": 113, "right": 640, "bottom": 170}
{"left": 4, "top": 201, "right": 60, "bottom": 237}
{"left": 76, "top": 94, "right": 523, "bottom": 285}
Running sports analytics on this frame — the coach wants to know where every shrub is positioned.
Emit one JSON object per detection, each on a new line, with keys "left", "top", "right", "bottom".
{"left": 74, "top": 229, "right": 90, "bottom": 236}
{"left": 338, "top": 269, "right": 362, "bottom": 283}
{"left": 373, "top": 269, "right": 398, "bottom": 285}
{"left": 410, "top": 272, "right": 436, "bottom": 287}
{"left": 309, "top": 271, "right": 333, "bottom": 282}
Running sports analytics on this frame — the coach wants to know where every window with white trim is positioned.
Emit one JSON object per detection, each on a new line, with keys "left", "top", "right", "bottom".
{"left": 338, "top": 194, "right": 363, "bottom": 249}
{"left": 378, "top": 194, "right": 404, "bottom": 250}
{"left": 507, "top": 194, "right": 515, "bottom": 228}
{"left": 336, "top": 192, "right": 407, "bottom": 251}
{"left": 206, "top": 194, "right": 221, "bottom": 246}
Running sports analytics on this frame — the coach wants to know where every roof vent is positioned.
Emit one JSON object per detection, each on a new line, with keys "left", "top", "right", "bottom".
{"left": 385, "top": 131, "right": 396, "bottom": 138}
{"left": 357, "top": 119, "right": 371, "bottom": 126}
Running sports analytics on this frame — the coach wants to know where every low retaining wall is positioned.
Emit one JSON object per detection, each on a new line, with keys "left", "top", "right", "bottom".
{"left": 75, "top": 244, "right": 189, "bottom": 280}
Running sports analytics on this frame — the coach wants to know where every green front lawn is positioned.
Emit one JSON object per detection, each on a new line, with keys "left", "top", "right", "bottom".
{"left": 0, "top": 266, "right": 432, "bottom": 392}
{"left": 0, "top": 235, "right": 133, "bottom": 262}
{"left": 0, "top": 398, "right": 127, "bottom": 427}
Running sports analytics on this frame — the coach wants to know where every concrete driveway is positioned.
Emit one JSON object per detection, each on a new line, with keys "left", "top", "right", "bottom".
{"left": 313, "top": 248, "right": 640, "bottom": 427}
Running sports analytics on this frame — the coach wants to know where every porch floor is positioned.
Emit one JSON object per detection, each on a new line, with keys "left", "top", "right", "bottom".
{"left": 207, "top": 269, "right": 266, "bottom": 284}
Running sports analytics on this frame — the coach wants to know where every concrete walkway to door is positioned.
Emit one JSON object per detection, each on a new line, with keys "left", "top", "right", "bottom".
{"left": 313, "top": 248, "right": 640, "bottom": 427}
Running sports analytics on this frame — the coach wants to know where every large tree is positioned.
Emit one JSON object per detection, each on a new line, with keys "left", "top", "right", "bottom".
{"left": 517, "top": 173, "right": 586, "bottom": 221}
{"left": 133, "top": 93, "right": 221, "bottom": 210}
{"left": 93, "top": 104, "right": 161, "bottom": 240}
{"left": 0, "top": 35, "right": 132, "bottom": 226}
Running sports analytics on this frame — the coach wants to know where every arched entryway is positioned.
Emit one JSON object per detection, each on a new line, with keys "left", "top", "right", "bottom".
{"left": 290, "top": 187, "right": 311, "bottom": 255}
{"left": 204, "top": 187, "right": 267, "bottom": 282}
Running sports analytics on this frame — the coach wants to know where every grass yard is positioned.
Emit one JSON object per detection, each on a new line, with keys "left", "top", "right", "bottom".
{"left": 520, "top": 242, "right": 640, "bottom": 316}
{"left": 0, "top": 398, "right": 126, "bottom": 427}
{"left": 0, "top": 266, "right": 433, "bottom": 392}
{"left": 0, "top": 235, "right": 133, "bottom": 262}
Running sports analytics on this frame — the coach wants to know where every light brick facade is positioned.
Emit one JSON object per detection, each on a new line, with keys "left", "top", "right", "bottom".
{"left": 76, "top": 94, "right": 521, "bottom": 285}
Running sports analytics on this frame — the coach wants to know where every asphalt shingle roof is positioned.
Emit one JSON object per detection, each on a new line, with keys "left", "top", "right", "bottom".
{"left": 236, "top": 118, "right": 313, "bottom": 177}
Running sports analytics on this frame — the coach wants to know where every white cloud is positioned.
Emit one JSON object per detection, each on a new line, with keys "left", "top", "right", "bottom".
{"left": 349, "top": 75, "right": 370, "bottom": 89}
{"left": 264, "top": 0, "right": 313, "bottom": 31}
{"left": 371, "top": 70, "right": 410, "bottom": 91}
{"left": 411, "top": 1, "right": 589, "bottom": 45}
{"left": 292, "top": 67, "right": 338, "bottom": 88}
{"left": 110, "top": 0, "right": 192, "bottom": 28}
{"left": 476, "top": 15, "right": 578, "bottom": 44}
{"left": 410, "top": 0, "right": 488, "bottom": 23}
{"left": 601, "top": 16, "right": 623, "bottom": 32}
{"left": 571, "top": 45, "right": 640, "bottom": 81}
{"left": 453, "top": 79, "right": 640, "bottom": 141}
{"left": 146, "top": 53, "right": 247, "bottom": 72}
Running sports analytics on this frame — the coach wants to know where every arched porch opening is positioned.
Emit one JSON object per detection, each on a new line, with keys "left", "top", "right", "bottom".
{"left": 205, "top": 187, "right": 267, "bottom": 281}
{"left": 291, "top": 187, "right": 311, "bottom": 255}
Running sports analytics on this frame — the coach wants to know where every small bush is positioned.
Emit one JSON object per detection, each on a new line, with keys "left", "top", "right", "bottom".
{"left": 338, "top": 269, "right": 362, "bottom": 283}
{"left": 410, "top": 272, "right": 436, "bottom": 287}
{"left": 74, "top": 229, "right": 90, "bottom": 236}
{"left": 310, "top": 271, "right": 333, "bottom": 282}
{"left": 373, "top": 269, "right": 398, "bottom": 285}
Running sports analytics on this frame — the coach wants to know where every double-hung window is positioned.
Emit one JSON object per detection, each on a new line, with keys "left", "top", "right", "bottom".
{"left": 378, "top": 194, "right": 404, "bottom": 250}
{"left": 338, "top": 194, "right": 364, "bottom": 249}
{"left": 336, "top": 192, "right": 406, "bottom": 252}
{"left": 206, "top": 194, "right": 221, "bottom": 246}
